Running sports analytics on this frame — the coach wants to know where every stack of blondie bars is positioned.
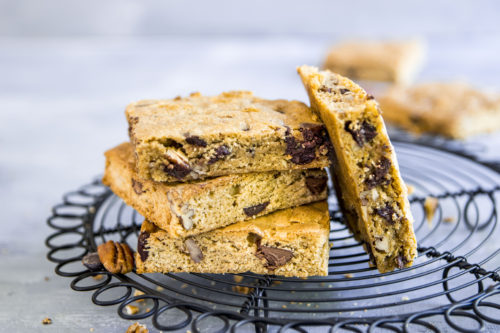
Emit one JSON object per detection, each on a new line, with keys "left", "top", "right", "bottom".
{"left": 101, "top": 68, "right": 417, "bottom": 277}
{"left": 103, "top": 91, "right": 334, "bottom": 277}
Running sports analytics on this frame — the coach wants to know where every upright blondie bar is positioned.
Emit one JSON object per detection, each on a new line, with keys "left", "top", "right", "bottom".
{"left": 103, "top": 143, "right": 328, "bottom": 238}
{"left": 127, "top": 91, "right": 331, "bottom": 182}
{"left": 298, "top": 65, "right": 417, "bottom": 273}
{"left": 135, "top": 202, "right": 331, "bottom": 277}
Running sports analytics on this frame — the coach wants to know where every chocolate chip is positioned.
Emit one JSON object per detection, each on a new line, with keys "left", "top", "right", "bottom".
{"left": 344, "top": 120, "right": 377, "bottom": 147}
{"left": 208, "top": 145, "right": 231, "bottom": 164}
{"left": 365, "top": 157, "right": 391, "bottom": 189}
{"left": 184, "top": 238, "right": 203, "bottom": 263}
{"left": 137, "top": 232, "right": 150, "bottom": 261}
{"left": 305, "top": 175, "right": 328, "bottom": 194}
{"left": 132, "top": 178, "right": 145, "bottom": 195}
{"left": 374, "top": 204, "right": 399, "bottom": 224}
{"left": 255, "top": 245, "right": 293, "bottom": 270}
{"left": 243, "top": 201, "right": 270, "bottom": 217}
{"left": 164, "top": 150, "right": 191, "bottom": 179}
{"left": 185, "top": 135, "right": 207, "bottom": 147}
{"left": 367, "top": 94, "right": 375, "bottom": 100}
{"left": 319, "top": 86, "right": 333, "bottom": 93}
{"left": 339, "top": 88, "right": 350, "bottom": 94}
{"left": 82, "top": 252, "right": 103, "bottom": 271}
{"left": 285, "top": 123, "right": 332, "bottom": 165}
{"left": 247, "top": 232, "right": 262, "bottom": 245}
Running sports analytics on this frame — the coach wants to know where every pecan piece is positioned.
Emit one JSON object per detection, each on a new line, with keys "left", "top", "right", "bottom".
{"left": 97, "top": 240, "right": 134, "bottom": 274}
{"left": 184, "top": 238, "right": 203, "bottom": 263}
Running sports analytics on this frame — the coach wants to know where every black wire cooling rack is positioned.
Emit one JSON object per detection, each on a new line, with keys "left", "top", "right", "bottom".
{"left": 46, "top": 137, "right": 500, "bottom": 333}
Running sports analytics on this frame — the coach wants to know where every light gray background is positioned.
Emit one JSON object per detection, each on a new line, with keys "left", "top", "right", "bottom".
{"left": 1, "top": 1, "right": 500, "bottom": 332}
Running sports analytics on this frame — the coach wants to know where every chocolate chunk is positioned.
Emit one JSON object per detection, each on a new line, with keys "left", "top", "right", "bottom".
{"left": 319, "top": 86, "right": 333, "bottom": 93}
{"left": 365, "top": 157, "right": 391, "bottom": 189}
{"left": 131, "top": 178, "right": 145, "bottom": 195}
{"left": 285, "top": 123, "right": 332, "bottom": 165}
{"left": 339, "top": 88, "right": 350, "bottom": 94}
{"left": 344, "top": 120, "right": 377, "bottom": 147}
{"left": 374, "top": 204, "right": 399, "bottom": 224}
{"left": 367, "top": 94, "right": 375, "bottom": 100}
{"left": 137, "top": 232, "right": 150, "bottom": 261}
{"left": 185, "top": 135, "right": 207, "bottom": 147}
{"left": 208, "top": 145, "right": 231, "bottom": 164}
{"left": 82, "top": 252, "right": 103, "bottom": 271}
{"left": 184, "top": 238, "right": 203, "bottom": 263}
{"left": 256, "top": 245, "right": 293, "bottom": 270}
{"left": 243, "top": 201, "right": 270, "bottom": 217}
{"left": 164, "top": 150, "right": 191, "bottom": 179}
{"left": 396, "top": 254, "right": 409, "bottom": 269}
{"left": 305, "top": 175, "right": 328, "bottom": 194}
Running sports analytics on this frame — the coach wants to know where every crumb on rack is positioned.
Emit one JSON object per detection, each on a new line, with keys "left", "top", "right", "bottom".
{"left": 42, "top": 317, "right": 52, "bottom": 325}
{"left": 424, "top": 197, "right": 439, "bottom": 224}
{"left": 344, "top": 273, "right": 354, "bottom": 278}
{"left": 126, "top": 322, "right": 148, "bottom": 333}
{"left": 92, "top": 274, "right": 104, "bottom": 281}
{"left": 232, "top": 285, "right": 252, "bottom": 294}
{"left": 406, "top": 184, "right": 415, "bottom": 195}
{"left": 402, "top": 296, "right": 410, "bottom": 301}
{"left": 443, "top": 216, "right": 455, "bottom": 223}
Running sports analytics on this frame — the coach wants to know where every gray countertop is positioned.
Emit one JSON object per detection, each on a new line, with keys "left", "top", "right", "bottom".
{"left": 1, "top": 35, "right": 499, "bottom": 332}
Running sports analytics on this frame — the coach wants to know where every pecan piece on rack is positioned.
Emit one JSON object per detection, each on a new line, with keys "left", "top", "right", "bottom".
{"left": 97, "top": 240, "right": 134, "bottom": 274}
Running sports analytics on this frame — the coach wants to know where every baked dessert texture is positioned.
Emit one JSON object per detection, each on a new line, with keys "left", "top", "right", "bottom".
{"left": 103, "top": 142, "right": 328, "bottom": 238}
{"left": 135, "top": 201, "right": 331, "bottom": 277}
{"left": 298, "top": 65, "right": 417, "bottom": 273}
{"left": 323, "top": 40, "right": 424, "bottom": 84}
{"left": 378, "top": 82, "right": 500, "bottom": 139}
{"left": 126, "top": 91, "right": 332, "bottom": 182}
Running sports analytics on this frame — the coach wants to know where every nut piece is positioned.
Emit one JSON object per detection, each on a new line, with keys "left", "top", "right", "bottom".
{"left": 179, "top": 206, "right": 195, "bottom": 230}
{"left": 164, "top": 149, "right": 191, "bottom": 179}
{"left": 125, "top": 305, "right": 139, "bottom": 315}
{"left": 126, "top": 322, "right": 149, "bottom": 333}
{"left": 184, "top": 238, "right": 203, "bottom": 263}
{"left": 97, "top": 241, "right": 134, "bottom": 274}
{"left": 424, "top": 197, "right": 439, "bottom": 223}
{"left": 374, "top": 236, "right": 389, "bottom": 253}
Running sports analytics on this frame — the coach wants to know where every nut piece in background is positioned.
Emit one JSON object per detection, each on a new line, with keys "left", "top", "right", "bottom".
{"left": 97, "top": 241, "right": 135, "bottom": 274}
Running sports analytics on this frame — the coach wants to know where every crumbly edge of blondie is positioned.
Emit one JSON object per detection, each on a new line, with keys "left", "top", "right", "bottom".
{"left": 135, "top": 202, "right": 330, "bottom": 277}
{"left": 298, "top": 65, "right": 417, "bottom": 273}
{"left": 103, "top": 142, "right": 329, "bottom": 238}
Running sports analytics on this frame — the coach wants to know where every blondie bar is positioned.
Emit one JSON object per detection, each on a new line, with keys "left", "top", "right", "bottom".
{"left": 103, "top": 143, "right": 328, "bottom": 238}
{"left": 323, "top": 40, "right": 424, "bottom": 84}
{"left": 298, "top": 65, "right": 417, "bottom": 273}
{"left": 126, "top": 91, "right": 331, "bottom": 182}
{"left": 379, "top": 82, "right": 500, "bottom": 139}
{"left": 135, "top": 202, "right": 330, "bottom": 277}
